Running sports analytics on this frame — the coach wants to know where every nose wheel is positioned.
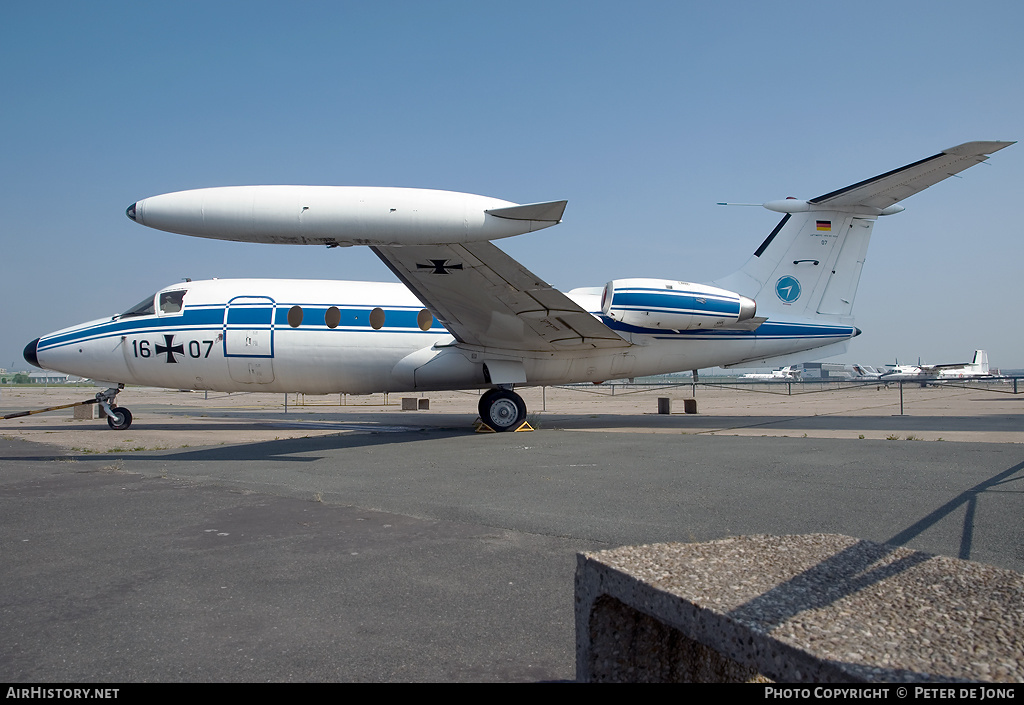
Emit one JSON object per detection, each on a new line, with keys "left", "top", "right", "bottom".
{"left": 105, "top": 407, "right": 133, "bottom": 430}
{"left": 478, "top": 388, "right": 528, "bottom": 432}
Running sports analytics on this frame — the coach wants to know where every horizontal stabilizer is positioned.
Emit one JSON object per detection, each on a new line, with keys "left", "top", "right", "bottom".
{"left": 486, "top": 200, "right": 567, "bottom": 223}
{"left": 810, "top": 141, "right": 1015, "bottom": 211}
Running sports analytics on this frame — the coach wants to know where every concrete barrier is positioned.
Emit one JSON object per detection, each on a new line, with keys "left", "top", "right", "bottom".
{"left": 575, "top": 535, "right": 1023, "bottom": 683}
{"left": 73, "top": 404, "right": 97, "bottom": 419}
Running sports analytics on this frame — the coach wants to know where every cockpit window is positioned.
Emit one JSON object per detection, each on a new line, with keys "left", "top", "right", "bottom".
{"left": 120, "top": 293, "right": 156, "bottom": 319}
{"left": 159, "top": 290, "right": 186, "bottom": 314}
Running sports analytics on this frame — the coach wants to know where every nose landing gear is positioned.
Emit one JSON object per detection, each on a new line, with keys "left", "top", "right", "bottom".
{"left": 1, "top": 383, "right": 132, "bottom": 430}
{"left": 96, "top": 385, "right": 132, "bottom": 430}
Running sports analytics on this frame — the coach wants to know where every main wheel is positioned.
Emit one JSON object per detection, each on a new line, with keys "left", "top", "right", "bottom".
{"left": 479, "top": 389, "right": 527, "bottom": 432}
{"left": 106, "top": 407, "right": 133, "bottom": 430}
{"left": 478, "top": 389, "right": 499, "bottom": 421}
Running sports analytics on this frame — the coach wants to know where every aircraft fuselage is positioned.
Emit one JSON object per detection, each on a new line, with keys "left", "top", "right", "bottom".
{"left": 30, "top": 277, "right": 856, "bottom": 395}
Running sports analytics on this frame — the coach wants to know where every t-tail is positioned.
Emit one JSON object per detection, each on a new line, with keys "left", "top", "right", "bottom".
{"left": 972, "top": 350, "right": 990, "bottom": 375}
{"left": 714, "top": 141, "right": 1014, "bottom": 322}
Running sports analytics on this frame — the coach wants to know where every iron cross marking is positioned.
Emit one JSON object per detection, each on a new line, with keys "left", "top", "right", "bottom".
{"left": 417, "top": 259, "right": 463, "bottom": 275}
{"left": 155, "top": 334, "right": 185, "bottom": 363}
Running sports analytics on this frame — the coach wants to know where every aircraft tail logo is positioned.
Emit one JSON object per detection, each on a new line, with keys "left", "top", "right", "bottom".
{"left": 775, "top": 275, "right": 802, "bottom": 303}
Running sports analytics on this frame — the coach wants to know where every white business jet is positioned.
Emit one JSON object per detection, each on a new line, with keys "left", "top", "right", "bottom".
{"left": 24, "top": 142, "right": 1012, "bottom": 431}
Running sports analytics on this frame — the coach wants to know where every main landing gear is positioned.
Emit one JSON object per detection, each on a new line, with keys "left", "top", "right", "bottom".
{"left": 477, "top": 387, "right": 529, "bottom": 432}
{"left": 96, "top": 385, "right": 132, "bottom": 430}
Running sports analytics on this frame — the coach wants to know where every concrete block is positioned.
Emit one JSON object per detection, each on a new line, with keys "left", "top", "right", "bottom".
{"left": 73, "top": 403, "right": 97, "bottom": 419}
{"left": 418, "top": 398, "right": 430, "bottom": 410}
{"left": 576, "top": 534, "right": 1023, "bottom": 683}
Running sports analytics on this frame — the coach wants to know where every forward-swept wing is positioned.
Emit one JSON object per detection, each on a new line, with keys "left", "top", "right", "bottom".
{"left": 370, "top": 241, "right": 629, "bottom": 351}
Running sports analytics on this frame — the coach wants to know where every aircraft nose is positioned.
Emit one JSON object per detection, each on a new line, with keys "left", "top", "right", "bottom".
{"left": 126, "top": 202, "right": 138, "bottom": 221}
{"left": 23, "top": 338, "right": 40, "bottom": 368}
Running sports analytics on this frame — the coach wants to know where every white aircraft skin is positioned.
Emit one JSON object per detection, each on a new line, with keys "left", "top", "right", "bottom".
{"left": 24, "top": 142, "right": 1013, "bottom": 431}
{"left": 29, "top": 279, "right": 837, "bottom": 393}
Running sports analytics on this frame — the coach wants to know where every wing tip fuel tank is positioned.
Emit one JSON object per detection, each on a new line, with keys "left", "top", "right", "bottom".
{"left": 128, "top": 186, "right": 565, "bottom": 246}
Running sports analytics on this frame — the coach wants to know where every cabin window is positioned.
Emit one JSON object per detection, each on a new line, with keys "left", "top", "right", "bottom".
{"left": 288, "top": 305, "right": 303, "bottom": 328}
{"left": 121, "top": 294, "right": 156, "bottom": 319}
{"left": 369, "top": 307, "right": 385, "bottom": 330}
{"left": 417, "top": 309, "right": 433, "bottom": 331}
{"left": 159, "top": 290, "right": 186, "bottom": 314}
{"left": 325, "top": 306, "right": 341, "bottom": 329}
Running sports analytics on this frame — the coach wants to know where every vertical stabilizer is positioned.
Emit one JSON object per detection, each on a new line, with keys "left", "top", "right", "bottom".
{"left": 974, "top": 350, "right": 989, "bottom": 374}
{"left": 714, "top": 211, "right": 875, "bottom": 321}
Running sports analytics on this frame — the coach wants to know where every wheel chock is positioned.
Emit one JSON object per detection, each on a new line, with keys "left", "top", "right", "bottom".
{"left": 473, "top": 418, "right": 534, "bottom": 433}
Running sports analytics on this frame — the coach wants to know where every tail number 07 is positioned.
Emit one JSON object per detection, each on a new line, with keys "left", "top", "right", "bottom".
{"left": 132, "top": 340, "right": 213, "bottom": 358}
{"left": 189, "top": 340, "right": 214, "bottom": 358}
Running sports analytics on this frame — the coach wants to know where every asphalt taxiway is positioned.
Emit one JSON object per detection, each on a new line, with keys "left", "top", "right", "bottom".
{"left": 1, "top": 385, "right": 1022, "bottom": 681}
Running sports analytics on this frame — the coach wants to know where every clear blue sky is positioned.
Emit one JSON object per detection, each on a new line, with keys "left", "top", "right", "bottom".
{"left": 3, "top": 1, "right": 1021, "bottom": 372}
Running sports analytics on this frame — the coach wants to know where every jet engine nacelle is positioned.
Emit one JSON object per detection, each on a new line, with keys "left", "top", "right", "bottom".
{"left": 601, "top": 278, "right": 756, "bottom": 330}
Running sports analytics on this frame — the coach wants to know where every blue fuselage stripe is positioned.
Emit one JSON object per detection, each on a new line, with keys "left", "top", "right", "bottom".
{"left": 39, "top": 302, "right": 855, "bottom": 353}
{"left": 611, "top": 289, "right": 740, "bottom": 317}
{"left": 599, "top": 315, "right": 855, "bottom": 340}
{"left": 38, "top": 304, "right": 441, "bottom": 352}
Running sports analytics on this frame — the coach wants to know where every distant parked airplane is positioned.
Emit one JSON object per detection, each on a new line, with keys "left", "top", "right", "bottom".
{"left": 880, "top": 350, "right": 991, "bottom": 380}
{"left": 742, "top": 366, "right": 801, "bottom": 380}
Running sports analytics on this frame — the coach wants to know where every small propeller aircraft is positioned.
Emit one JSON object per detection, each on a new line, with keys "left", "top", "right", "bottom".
{"left": 24, "top": 141, "right": 1012, "bottom": 431}
{"left": 880, "top": 350, "right": 992, "bottom": 381}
